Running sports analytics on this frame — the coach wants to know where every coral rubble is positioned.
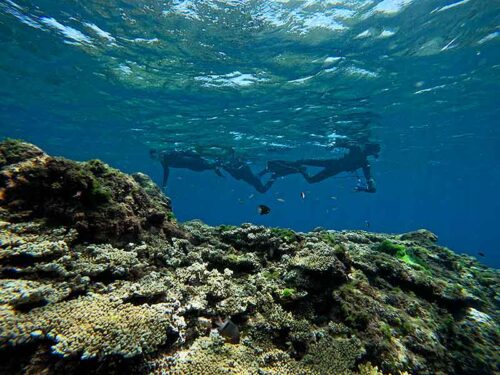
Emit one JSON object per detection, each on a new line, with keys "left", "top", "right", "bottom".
{"left": 0, "top": 140, "right": 498, "bottom": 375}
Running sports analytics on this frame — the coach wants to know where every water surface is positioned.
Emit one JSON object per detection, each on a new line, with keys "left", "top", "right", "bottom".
{"left": 1, "top": 0, "right": 499, "bottom": 265}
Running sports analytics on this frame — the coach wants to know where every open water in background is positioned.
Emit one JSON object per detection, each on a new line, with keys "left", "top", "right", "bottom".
{"left": 1, "top": 0, "right": 499, "bottom": 266}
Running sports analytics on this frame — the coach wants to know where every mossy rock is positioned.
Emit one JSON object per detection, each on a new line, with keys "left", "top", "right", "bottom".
{"left": 0, "top": 138, "right": 45, "bottom": 168}
{"left": 218, "top": 224, "right": 238, "bottom": 232}
{"left": 319, "top": 231, "right": 337, "bottom": 246}
{"left": 0, "top": 140, "right": 185, "bottom": 244}
{"left": 270, "top": 227, "right": 297, "bottom": 242}
{"left": 375, "top": 240, "right": 428, "bottom": 270}
{"left": 280, "top": 288, "right": 296, "bottom": 298}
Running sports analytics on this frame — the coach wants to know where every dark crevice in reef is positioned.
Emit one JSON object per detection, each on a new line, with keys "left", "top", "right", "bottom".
{"left": 14, "top": 299, "right": 49, "bottom": 313}
{"left": 272, "top": 328, "right": 291, "bottom": 352}
{"left": 1, "top": 268, "right": 25, "bottom": 279}
{"left": 228, "top": 311, "right": 251, "bottom": 327}
{"left": 387, "top": 274, "right": 482, "bottom": 312}
{"left": 0, "top": 342, "right": 48, "bottom": 375}
{"left": 0, "top": 268, "right": 65, "bottom": 281}
{"left": 86, "top": 270, "right": 130, "bottom": 284}
{"left": 155, "top": 331, "right": 181, "bottom": 353}
{"left": 290, "top": 339, "right": 308, "bottom": 360}
{"left": 1, "top": 253, "right": 55, "bottom": 268}
{"left": 123, "top": 293, "right": 166, "bottom": 306}
{"left": 61, "top": 289, "right": 89, "bottom": 303}
{"left": 204, "top": 253, "right": 261, "bottom": 274}
{"left": 364, "top": 267, "right": 483, "bottom": 313}
{"left": 0, "top": 342, "right": 149, "bottom": 375}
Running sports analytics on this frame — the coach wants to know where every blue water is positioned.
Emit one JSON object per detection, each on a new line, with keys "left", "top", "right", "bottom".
{"left": 1, "top": 0, "right": 499, "bottom": 267}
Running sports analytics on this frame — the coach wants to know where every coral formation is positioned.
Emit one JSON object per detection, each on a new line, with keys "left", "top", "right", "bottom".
{"left": 1, "top": 294, "right": 182, "bottom": 359}
{"left": 0, "top": 141, "right": 498, "bottom": 375}
{"left": 0, "top": 139, "right": 185, "bottom": 244}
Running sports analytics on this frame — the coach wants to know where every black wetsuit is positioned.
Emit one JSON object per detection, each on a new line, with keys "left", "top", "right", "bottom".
{"left": 157, "top": 150, "right": 222, "bottom": 188}
{"left": 258, "top": 160, "right": 305, "bottom": 179}
{"left": 223, "top": 159, "right": 272, "bottom": 194}
{"left": 300, "top": 144, "right": 379, "bottom": 192}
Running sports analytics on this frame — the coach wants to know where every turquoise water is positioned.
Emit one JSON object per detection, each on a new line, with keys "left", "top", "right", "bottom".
{"left": 1, "top": 0, "right": 499, "bottom": 265}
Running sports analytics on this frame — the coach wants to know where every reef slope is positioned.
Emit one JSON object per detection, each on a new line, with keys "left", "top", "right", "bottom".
{"left": 0, "top": 140, "right": 498, "bottom": 375}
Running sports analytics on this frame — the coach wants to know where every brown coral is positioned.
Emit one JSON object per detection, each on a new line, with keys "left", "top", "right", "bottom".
{"left": 0, "top": 140, "right": 185, "bottom": 244}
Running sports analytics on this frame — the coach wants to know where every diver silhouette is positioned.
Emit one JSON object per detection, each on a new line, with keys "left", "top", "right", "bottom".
{"left": 151, "top": 142, "right": 380, "bottom": 194}
{"left": 257, "top": 160, "right": 306, "bottom": 181}
{"left": 221, "top": 156, "right": 274, "bottom": 194}
{"left": 150, "top": 149, "right": 223, "bottom": 189}
{"left": 298, "top": 142, "right": 380, "bottom": 193}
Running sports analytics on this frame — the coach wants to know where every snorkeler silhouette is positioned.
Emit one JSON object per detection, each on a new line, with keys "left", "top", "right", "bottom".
{"left": 221, "top": 156, "right": 274, "bottom": 193}
{"left": 257, "top": 160, "right": 306, "bottom": 181}
{"left": 298, "top": 142, "right": 380, "bottom": 193}
{"left": 150, "top": 149, "right": 223, "bottom": 189}
{"left": 151, "top": 142, "right": 379, "bottom": 193}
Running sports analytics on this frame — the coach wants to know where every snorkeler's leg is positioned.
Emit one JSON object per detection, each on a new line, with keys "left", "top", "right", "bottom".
{"left": 302, "top": 168, "right": 335, "bottom": 184}
{"left": 162, "top": 165, "right": 170, "bottom": 189}
{"left": 259, "top": 175, "right": 276, "bottom": 193}
{"left": 246, "top": 169, "right": 271, "bottom": 193}
{"left": 296, "top": 159, "right": 330, "bottom": 168}
{"left": 362, "top": 164, "right": 376, "bottom": 192}
{"left": 362, "top": 164, "right": 371, "bottom": 181}
{"left": 257, "top": 168, "right": 268, "bottom": 177}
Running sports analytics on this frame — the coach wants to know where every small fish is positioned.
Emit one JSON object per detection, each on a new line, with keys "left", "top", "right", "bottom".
{"left": 248, "top": 194, "right": 255, "bottom": 199}
{"left": 258, "top": 205, "right": 271, "bottom": 215}
{"left": 478, "top": 252, "right": 485, "bottom": 257}
{"left": 330, "top": 196, "right": 337, "bottom": 200}
{"left": 216, "top": 318, "right": 240, "bottom": 344}
{"left": 277, "top": 198, "right": 285, "bottom": 203}
{"left": 73, "top": 191, "right": 82, "bottom": 198}
{"left": 364, "top": 220, "right": 370, "bottom": 228}
{"left": 300, "top": 191, "right": 306, "bottom": 199}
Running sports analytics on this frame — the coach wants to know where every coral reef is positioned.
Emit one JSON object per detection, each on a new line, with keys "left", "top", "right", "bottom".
{"left": 0, "top": 141, "right": 498, "bottom": 375}
{"left": 0, "top": 139, "right": 185, "bottom": 244}
{"left": 1, "top": 294, "right": 182, "bottom": 359}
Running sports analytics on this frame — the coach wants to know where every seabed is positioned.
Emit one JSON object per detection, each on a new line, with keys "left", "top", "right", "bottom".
{"left": 0, "top": 140, "right": 498, "bottom": 375}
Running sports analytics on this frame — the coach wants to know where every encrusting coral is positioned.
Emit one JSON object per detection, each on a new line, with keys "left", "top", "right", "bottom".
{"left": 0, "top": 140, "right": 498, "bottom": 375}
{"left": 1, "top": 294, "right": 182, "bottom": 359}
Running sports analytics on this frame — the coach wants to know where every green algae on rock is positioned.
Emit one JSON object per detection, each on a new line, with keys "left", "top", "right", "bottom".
{"left": 0, "top": 141, "right": 498, "bottom": 375}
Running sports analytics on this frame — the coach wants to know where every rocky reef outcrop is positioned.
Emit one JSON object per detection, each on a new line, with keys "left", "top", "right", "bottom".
{"left": 0, "top": 140, "right": 498, "bottom": 375}
{"left": 0, "top": 139, "right": 184, "bottom": 244}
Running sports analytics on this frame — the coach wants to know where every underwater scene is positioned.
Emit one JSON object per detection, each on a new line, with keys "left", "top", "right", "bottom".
{"left": 0, "top": 0, "right": 499, "bottom": 374}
